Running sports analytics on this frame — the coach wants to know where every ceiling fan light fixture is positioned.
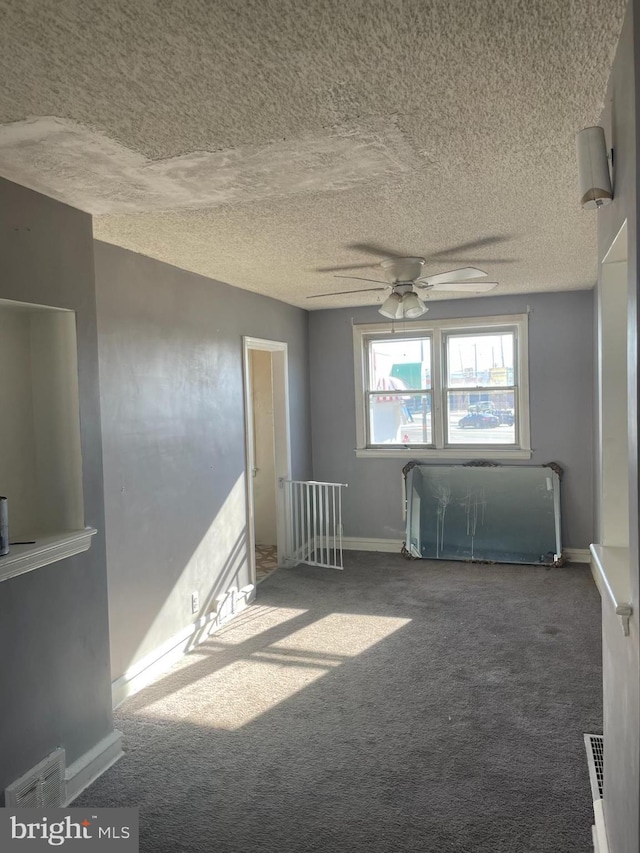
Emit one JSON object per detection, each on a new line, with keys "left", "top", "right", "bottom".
{"left": 379, "top": 292, "right": 403, "bottom": 319}
{"left": 402, "top": 292, "right": 428, "bottom": 318}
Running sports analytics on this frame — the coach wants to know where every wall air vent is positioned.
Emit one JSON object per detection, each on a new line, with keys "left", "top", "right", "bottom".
{"left": 584, "top": 733, "right": 604, "bottom": 801}
{"left": 584, "top": 734, "right": 608, "bottom": 853}
{"left": 5, "top": 748, "right": 66, "bottom": 808}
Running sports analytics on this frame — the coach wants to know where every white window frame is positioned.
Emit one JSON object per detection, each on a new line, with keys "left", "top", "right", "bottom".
{"left": 353, "top": 313, "right": 531, "bottom": 460}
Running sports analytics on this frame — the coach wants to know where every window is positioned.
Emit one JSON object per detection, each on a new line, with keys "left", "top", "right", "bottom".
{"left": 353, "top": 314, "right": 530, "bottom": 459}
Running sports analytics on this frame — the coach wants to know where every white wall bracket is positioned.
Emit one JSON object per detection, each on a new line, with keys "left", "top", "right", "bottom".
{"left": 590, "top": 544, "right": 633, "bottom": 636}
{"left": 615, "top": 602, "right": 633, "bottom": 637}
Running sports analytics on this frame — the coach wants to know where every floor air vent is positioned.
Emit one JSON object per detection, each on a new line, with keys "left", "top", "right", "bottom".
{"left": 5, "top": 748, "right": 66, "bottom": 808}
{"left": 584, "top": 733, "right": 604, "bottom": 801}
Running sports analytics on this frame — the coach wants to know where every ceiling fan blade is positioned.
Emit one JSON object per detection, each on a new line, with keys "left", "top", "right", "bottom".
{"left": 306, "top": 287, "right": 388, "bottom": 299}
{"left": 347, "top": 242, "right": 404, "bottom": 259}
{"left": 334, "top": 275, "right": 388, "bottom": 284}
{"left": 315, "top": 263, "right": 378, "bottom": 272}
{"left": 425, "top": 257, "right": 517, "bottom": 265}
{"left": 419, "top": 267, "right": 487, "bottom": 286}
{"left": 425, "top": 281, "right": 499, "bottom": 292}
{"left": 425, "top": 236, "right": 512, "bottom": 259}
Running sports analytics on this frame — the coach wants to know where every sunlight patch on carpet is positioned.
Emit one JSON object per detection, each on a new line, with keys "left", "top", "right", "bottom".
{"left": 134, "top": 613, "right": 410, "bottom": 730}
{"left": 213, "top": 605, "right": 309, "bottom": 644}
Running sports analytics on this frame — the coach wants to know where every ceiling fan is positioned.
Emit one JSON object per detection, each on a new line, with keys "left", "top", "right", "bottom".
{"left": 307, "top": 254, "right": 498, "bottom": 319}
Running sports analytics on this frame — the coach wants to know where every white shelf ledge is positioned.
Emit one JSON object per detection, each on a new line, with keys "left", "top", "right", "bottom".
{"left": 590, "top": 543, "right": 633, "bottom": 636}
{"left": 0, "top": 529, "right": 97, "bottom": 583}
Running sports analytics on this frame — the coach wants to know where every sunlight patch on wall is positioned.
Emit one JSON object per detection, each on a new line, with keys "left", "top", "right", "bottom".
{"left": 125, "top": 473, "right": 249, "bottom": 676}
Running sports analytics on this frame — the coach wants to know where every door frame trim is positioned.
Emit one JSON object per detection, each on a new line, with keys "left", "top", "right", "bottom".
{"left": 242, "top": 337, "right": 292, "bottom": 585}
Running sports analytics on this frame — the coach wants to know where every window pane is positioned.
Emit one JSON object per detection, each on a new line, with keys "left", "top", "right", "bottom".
{"left": 369, "top": 392, "right": 432, "bottom": 445}
{"left": 369, "top": 338, "right": 431, "bottom": 391}
{"left": 446, "top": 333, "right": 514, "bottom": 388}
{"left": 447, "top": 389, "right": 516, "bottom": 445}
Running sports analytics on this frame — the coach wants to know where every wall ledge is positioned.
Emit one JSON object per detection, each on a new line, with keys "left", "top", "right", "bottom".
{"left": 0, "top": 529, "right": 97, "bottom": 584}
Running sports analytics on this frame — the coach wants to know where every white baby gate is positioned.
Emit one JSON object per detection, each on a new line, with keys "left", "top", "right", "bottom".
{"left": 280, "top": 479, "right": 347, "bottom": 570}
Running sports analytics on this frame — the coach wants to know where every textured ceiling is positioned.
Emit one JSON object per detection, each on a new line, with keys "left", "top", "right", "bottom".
{"left": 0, "top": 0, "right": 626, "bottom": 309}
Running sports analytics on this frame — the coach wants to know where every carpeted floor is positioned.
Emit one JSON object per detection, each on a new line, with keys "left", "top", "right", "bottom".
{"left": 75, "top": 552, "right": 602, "bottom": 852}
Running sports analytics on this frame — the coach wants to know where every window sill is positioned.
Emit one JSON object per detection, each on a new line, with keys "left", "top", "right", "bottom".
{"left": 0, "top": 528, "right": 97, "bottom": 584}
{"left": 355, "top": 447, "right": 533, "bottom": 460}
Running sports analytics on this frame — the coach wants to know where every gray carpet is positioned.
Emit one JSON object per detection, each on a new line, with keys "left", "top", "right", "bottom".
{"left": 75, "top": 553, "right": 602, "bottom": 852}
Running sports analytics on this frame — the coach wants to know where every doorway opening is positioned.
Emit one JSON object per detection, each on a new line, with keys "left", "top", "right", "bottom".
{"left": 242, "top": 337, "right": 291, "bottom": 586}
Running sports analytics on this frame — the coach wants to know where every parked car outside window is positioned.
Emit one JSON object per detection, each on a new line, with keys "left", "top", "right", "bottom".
{"left": 458, "top": 412, "right": 501, "bottom": 429}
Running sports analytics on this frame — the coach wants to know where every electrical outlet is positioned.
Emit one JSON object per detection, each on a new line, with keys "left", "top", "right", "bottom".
{"left": 191, "top": 591, "right": 199, "bottom": 615}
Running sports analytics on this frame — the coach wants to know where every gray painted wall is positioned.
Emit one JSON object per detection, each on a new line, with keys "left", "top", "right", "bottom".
{"left": 594, "top": 4, "right": 640, "bottom": 851}
{"left": 309, "top": 290, "right": 594, "bottom": 549}
{"left": 93, "top": 241, "right": 312, "bottom": 682}
{"left": 0, "top": 179, "right": 113, "bottom": 797}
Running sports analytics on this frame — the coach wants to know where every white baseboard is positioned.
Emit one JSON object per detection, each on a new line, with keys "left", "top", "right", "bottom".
{"left": 343, "top": 537, "right": 590, "bottom": 564}
{"left": 64, "top": 730, "right": 123, "bottom": 805}
{"left": 111, "top": 584, "right": 256, "bottom": 709}
{"left": 592, "top": 799, "right": 609, "bottom": 853}
{"left": 342, "top": 537, "right": 403, "bottom": 553}
{"left": 564, "top": 548, "right": 591, "bottom": 564}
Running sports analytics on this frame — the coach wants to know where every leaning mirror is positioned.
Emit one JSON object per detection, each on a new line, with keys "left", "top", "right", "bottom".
{"left": 404, "top": 462, "right": 562, "bottom": 565}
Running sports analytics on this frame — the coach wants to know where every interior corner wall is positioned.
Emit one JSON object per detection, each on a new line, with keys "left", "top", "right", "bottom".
{"left": 593, "top": 3, "right": 640, "bottom": 852}
{"left": 93, "top": 241, "right": 312, "bottom": 685}
{"left": 309, "top": 290, "right": 594, "bottom": 550}
{"left": 0, "top": 179, "right": 113, "bottom": 799}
